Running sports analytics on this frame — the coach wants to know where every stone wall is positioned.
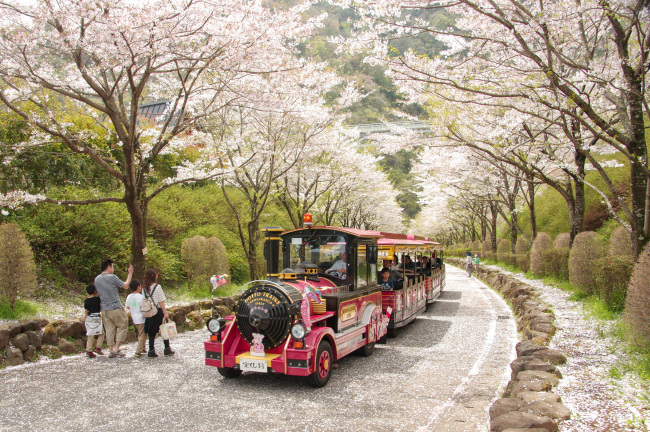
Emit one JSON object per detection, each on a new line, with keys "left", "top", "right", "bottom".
{"left": 448, "top": 258, "right": 570, "bottom": 432}
{"left": 0, "top": 296, "right": 238, "bottom": 367}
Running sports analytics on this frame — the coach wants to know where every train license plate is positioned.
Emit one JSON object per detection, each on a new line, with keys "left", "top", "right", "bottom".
{"left": 240, "top": 358, "right": 267, "bottom": 373}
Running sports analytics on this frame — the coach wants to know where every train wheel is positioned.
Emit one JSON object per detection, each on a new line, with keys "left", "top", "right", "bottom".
{"left": 307, "top": 340, "right": 333, "bottom": 388}
{"left": 217, "top": 367, "right": 242, "bottom": 378}
{"left": 356, "top": 342, "right": 375, "bottom": 357}
{"left": 387, "top": 327, "right": 398, "bottom": 338}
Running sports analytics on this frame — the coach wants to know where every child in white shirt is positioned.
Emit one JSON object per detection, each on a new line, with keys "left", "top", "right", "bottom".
{"left": 125, "top": 280, "right": 146, "bottom": 358}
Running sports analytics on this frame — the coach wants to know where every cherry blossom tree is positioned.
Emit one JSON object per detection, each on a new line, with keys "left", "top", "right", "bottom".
{"left": 275, "top": 126, "right": 356, "bottom": 229}
{"left": 338, "top": 0, "right": 649, "bottom": 257}
{"left": 0, "top": 0, "right": 322, "bottom": 275}
{"left": 313, "top": 144, "right": 404, "bottom": 232}
{"left": 212, "top": 68, "right": 354, "bottom": 280}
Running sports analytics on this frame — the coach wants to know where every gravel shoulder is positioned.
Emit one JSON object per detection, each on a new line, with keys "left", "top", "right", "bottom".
{"left": 488, "top": 265, "right": 650, "bottom": 432}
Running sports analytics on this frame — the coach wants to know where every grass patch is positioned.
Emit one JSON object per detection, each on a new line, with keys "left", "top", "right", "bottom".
{"left": 0, "top": 300, "right": 39, "bottom": 320}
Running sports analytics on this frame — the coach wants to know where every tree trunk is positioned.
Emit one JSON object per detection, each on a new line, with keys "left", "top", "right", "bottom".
{"left": 509, "top": 214, "right": 518, "bottom": 254}
{"left": 489, "top": 201, "right": 498, "bottom": 252}
{"left": 527, "top": 175, "right": 537, "bottom": 241}
{"left": 247, "top": 219, "right": 262, "bottom": 281}
{"left": 124, "top": 185, "right": 147, "bottom": 280}
{"left": 570, "top": 151, "right": 586, "bottom": 246}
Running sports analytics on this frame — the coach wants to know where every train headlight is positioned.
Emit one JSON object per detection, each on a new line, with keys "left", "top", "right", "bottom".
{"left": 291, "top": 322, "right": 308, "bottom": 340}
{"left": 206, "top": 317, "right": 224, "bottom": 334}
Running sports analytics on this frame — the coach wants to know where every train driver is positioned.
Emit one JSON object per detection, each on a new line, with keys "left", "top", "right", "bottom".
{"left": 325, "top": 251, "right": 347, "bottom": 276}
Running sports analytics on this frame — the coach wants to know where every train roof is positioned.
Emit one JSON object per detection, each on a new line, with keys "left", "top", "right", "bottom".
{"left": 281, "top": 226, "right": 383, "bottom": 239}
{"left": 279, "top": 226, "right": 443, "bottom": 246}
{"left": 377, "top": 238, "right": 424, "bottom": 246}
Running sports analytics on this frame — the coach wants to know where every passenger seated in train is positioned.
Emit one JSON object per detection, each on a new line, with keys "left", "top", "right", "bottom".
{"left": 389, "top": 256, "right": 400, "bottom": 272}
{"left": 379, "top": 267, "right": 394, "bottom": 291}
{"left": 399, "top": 255, "right": 415, "bottom": 272}
{"left": 325, "top": 251, "right": 347, "bottom": 277}
{"left": 421, "top": 257, "right": 432, "bottom": 275}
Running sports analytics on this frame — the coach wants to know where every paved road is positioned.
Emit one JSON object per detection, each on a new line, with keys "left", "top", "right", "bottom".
{"left": 0, "top": 266, "right": 516, "bottom": 432}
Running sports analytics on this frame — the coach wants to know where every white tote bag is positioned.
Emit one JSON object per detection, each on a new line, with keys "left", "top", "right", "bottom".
{"left": 160, "top": 318, "right": 177, "bottom": 340}
{"left": 85, "top": 313, "right": 103, "bottom": 336}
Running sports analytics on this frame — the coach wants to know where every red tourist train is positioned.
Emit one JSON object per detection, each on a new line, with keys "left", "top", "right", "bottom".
{"left": 204, "top": 216, "right": 445, "bottom": 387}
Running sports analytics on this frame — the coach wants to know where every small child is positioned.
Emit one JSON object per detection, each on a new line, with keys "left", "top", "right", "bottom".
{"left": 84, "top": 284, "right": 105, "bottom": 358}
{"left": 125, "top": 280, "right": 146, "bottom": 358}
{"left": 379, "top": 267, "right": 394, "bottom": 291}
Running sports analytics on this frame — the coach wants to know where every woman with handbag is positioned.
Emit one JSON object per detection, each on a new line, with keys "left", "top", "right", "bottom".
{"left": 143, "top": 268, "right": 175, "bottom": 358}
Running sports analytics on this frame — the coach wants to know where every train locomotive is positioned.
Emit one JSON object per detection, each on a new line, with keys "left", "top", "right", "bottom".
{"left": 204, "top": 216, "right": 444, "bottom": 387}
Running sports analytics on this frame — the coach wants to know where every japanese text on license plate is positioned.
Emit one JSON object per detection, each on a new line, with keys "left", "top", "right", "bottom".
{"left": 240, "top": 358, "right": 267, "bottom": 373}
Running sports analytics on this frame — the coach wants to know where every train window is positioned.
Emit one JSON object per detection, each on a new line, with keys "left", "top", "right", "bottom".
{"left": 356, "top": 247, "right": 368, "bottom": 288}
{"left": 286, "top": 235, "right": 347, "bottom": 271}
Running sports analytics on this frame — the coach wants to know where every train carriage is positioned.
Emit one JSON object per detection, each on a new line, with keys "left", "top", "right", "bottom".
{"left": 204, "top": 216, "right": 445, "bottom": 387}
{"left": 204, "top": 221, "right": 389, "bottom": 387}
{"left": 377, "top": 237, "right": 426, "bottom": 337}
{"left": 376, "top": 234, "right": 446, "bottom": 337}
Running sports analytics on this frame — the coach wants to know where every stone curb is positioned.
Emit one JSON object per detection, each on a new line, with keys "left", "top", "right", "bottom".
{"left": 0, "top": 296, "right": 239, "bottom": 367}
{"left": 448, "top": 258, "right": 569, "bottom": 432}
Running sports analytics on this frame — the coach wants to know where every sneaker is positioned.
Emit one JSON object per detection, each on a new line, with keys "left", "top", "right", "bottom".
{"left": 94, "top": 348, "right": 105, "bottom": 355}
{"left": 147, "top": 351, "right": 158, "bottom": 358}
{"left": 86, "top": 351, "right": 96, "bottom": 358}
{"left": 163, "top": 348, "right": 175, "bottom": 356}
{"left": 109, "top": 351, "right": 126, "bottom": 358}
{"left": 134, "top": 352, "right": 143, "bottom": 358}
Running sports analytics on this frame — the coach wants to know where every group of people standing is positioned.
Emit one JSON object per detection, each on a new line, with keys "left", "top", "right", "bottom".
{"left": 465, "top": 252, "right": 480, "bottom": 277}
{"left": 83, "top": 259, "right": 174, "bottom": 359}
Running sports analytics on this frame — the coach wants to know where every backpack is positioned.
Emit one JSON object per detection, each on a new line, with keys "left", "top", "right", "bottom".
{"left": 141, "top": 284, "right": 159, "bottom": 318}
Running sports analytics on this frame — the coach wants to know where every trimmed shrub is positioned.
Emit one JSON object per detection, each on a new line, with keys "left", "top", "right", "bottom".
{"left": 530, "top": 233, "right": 552, "bottom": 276}
{"left": 0, "top": 223, "right": 38, "bottom": 309}
{"left": 515, "top": 237, "right": 529, "bottom": 254}
{"left": 569, "top": 231, "right": 606, "bottom": 294}
{"left": 497, "top": 240, "right": 511, "bottom": 262}
{"left": 517, "top": 252, "right": 530, "bottom": 273}
{"left": 554, "top": 233, "right": 571, "bottom": 249}
{"left": 542, "top": 248, "right": 570, "bottom": 280}
{"left": 624, "top": 242, "right": 650, "bottom": 349}
{"left": 481, "top": 239, "right": 491, "bottom": 252}
{"left": 180, "top": 236, "right": 230, "bottom": 288}
{"left": 593, "top": 256, "right": 633, "bottom": 313}
{"left": 609, "top": 226, "right": 634, "bottom": 258}
{"left": 205, "top": 237, "right": 230, "bottom": 277}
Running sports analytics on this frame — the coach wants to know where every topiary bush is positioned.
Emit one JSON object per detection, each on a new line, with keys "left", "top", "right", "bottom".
{"left": 497, "top": 240, "right": 511, "bottom": 263}
{"left": 554, "top": 233, "right": 571, "bottom": 249}
{"left": 180, "top": 235, "right": 230, "bottom": 288}
{"left": 0, "top": 223, "right": 38, "bottom": 309}
{"left": 623, "top": 243, "right": 650, "bottom": 349}
{"left": 608, "top": 226, "right": 634, "bottom": 258}
{"left": 481, "top": 239, "right": 493, "bottom": 260}
{"left": 517, "top": 252, "right": 530, "bottom": 273}
{"left": 593, "top": 256, "right": 634, "bottom": 313}
{"left": 481, "top": 239, "right": 492, "bottom": 253}
{"left": 568, "top": 231, "right": 606, "bottom": 294}
{"left": 530, "top": 233, "right": 552, "bottom": 276}
{"left": 205, "top": 237, "right": 230, "bottom": 277}
{"left": 515, "top": 237, "right": 529, "bottom": 254}
{"left": 542, "top": 248, "right": 570, "bottom": 280}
